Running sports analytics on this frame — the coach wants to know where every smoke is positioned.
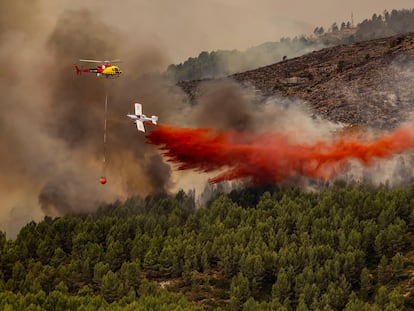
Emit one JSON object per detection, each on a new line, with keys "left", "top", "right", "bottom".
{"left": 44, "top": 10, "right": 187, "bottom": 203}
{"left": 0, "top": 3, "right": 189, "bottom": 237}
{"left": 191, "top": 80, "right": 256, "bottom": 131}
{"left": 213, "top": 39, "right": 330, "bottom": 79}
{"left": 190, "top": 79, "right": 339, "bottom": 138}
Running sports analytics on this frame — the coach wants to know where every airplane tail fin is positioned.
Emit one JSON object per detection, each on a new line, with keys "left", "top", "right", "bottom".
{"left": 151, "top": 116, "right": 158, "bottom": 125}
{"left": 73, "top": 64, "right": 81, "bottom": 75}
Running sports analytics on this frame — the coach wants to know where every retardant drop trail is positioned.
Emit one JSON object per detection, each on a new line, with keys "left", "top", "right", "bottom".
{"left": 146, "top": 125, "right": 414, "bottom": 184}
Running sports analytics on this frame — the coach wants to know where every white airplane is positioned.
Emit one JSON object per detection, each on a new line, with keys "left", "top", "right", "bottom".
{"left": 127, "top": 103, "right": 158, "bottom": 132}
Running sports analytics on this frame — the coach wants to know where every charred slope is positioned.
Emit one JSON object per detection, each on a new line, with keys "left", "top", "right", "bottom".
{"left": 179, "top": 33, "right": 414, "bottom": 129}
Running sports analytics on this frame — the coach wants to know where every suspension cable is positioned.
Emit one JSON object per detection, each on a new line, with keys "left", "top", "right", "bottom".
{"left": 100, "top": 94, "right": 108, "bottom": 185}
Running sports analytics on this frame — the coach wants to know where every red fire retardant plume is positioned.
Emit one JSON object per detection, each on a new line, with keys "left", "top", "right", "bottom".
{"left": 146, "top": 125, "right": 414, "bottom": 184}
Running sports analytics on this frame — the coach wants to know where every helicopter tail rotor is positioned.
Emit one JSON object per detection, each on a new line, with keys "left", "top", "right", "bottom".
{"left": 73, "top": 64, "right": 81, "bottom": 75}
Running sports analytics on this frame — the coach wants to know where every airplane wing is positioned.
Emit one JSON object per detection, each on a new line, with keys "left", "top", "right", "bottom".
{"left": 136, "top": 120, "right": 145, "bottom": 132}
{"left": 134, "top": 103, "right": 142, "bottom": 115}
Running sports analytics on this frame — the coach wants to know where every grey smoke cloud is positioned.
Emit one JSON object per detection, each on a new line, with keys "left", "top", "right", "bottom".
{"left": 0, "top": 4, "right": 186, "bottom": 236}
{"left": 44, "top": 9, "right": 182, "bottom": 201}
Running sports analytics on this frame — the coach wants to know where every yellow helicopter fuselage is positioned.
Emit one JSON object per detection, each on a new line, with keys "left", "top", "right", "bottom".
{"left": 101, "top": 65, "right": 122, "bottom": 76}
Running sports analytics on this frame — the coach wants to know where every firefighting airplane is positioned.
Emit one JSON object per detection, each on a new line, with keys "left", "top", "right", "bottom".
{"left": 73, "top": 59, "right": 122, "bottom": 78}
{"left": 127, "top": 103, "right": 158, "bottom": 132}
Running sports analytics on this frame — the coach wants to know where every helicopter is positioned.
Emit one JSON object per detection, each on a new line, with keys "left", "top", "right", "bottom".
{"left": 73, "top": 59, "right": 122, "bottom": 78}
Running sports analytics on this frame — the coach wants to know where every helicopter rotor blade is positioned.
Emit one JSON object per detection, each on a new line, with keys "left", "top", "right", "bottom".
{"left": 104, "top": 59, "right": 122, "bottom": 63}
{"left": 79, "top": 59, "right": 103, "bottom": 63}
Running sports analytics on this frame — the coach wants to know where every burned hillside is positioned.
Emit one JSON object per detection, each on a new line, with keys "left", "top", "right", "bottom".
{"left": 179, "top": 32, "right": 414, "bottom": 129}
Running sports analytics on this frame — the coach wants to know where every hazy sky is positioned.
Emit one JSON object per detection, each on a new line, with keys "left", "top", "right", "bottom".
{"left": 51, "top": 0, "right": 414, "bottom": 63}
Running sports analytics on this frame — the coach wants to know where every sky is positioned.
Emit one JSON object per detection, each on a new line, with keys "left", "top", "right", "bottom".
{"left": 49, "top": 0, "right": 414, "bottom": 64}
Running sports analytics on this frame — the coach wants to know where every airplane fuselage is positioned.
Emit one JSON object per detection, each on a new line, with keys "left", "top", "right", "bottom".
{"left": 127, "top": 114, "right": 152, "bottom": 122}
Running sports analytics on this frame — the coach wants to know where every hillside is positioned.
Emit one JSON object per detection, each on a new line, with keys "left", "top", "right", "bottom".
{"left": 170, "top": 9, "right": 414, "bottom": 84}
{"left": 178, "top": 32, "right": 414, "bottom": 129}
{"left": 1, "top": 184, "right": 414, "bottom": 310}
